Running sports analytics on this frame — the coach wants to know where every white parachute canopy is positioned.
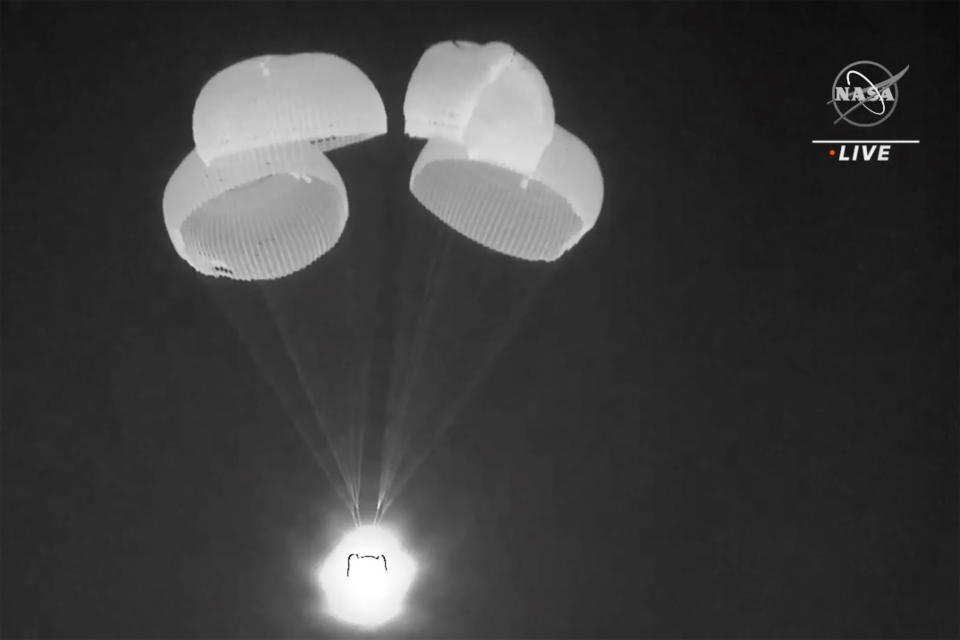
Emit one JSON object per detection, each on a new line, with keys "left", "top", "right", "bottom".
{"left": 164, "top": 52, "right": 386, "bottom": 280}
{"left": 404, "top": 40, "right": 555, "bottom": 175}
{"left": 409, "top": 125, "right": 603, "bottom": 262}
{"left": 193, "top": 53, "right": 387, "bottom": 166}
{"left": 162, "top": 142, "right": 348, "bottom": 280}
{"left": 404, "top": 41, "right": 603, "bottom": 262}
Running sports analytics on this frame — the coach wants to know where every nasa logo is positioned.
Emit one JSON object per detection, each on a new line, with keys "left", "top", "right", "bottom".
{"left": 827, "top": 60, "right": 909, "bottom": 127}
{"left": 813, "top": 60, "right": 918, "bottom": 161}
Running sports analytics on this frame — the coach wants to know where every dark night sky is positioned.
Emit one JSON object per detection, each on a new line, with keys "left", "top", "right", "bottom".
{"left": 2, "top": 2, "right": 958, "bottom": 638}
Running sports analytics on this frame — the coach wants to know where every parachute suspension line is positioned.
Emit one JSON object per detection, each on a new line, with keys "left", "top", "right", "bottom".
{"left": 378, "top": 229, "right": 437, "bottom": 515}
{"left": 379, "top": 264, "right": 555, "bottom": 519}
{"left": 382, "top": 232, "right": 444, "bottom": 484}
{"left": 283, "top": 400, "right": 355, "bottom": 513}
{"left": 380, "top": 231, "right": 453, "bottom": 515}
{"left": 379, "top": 228, "right": 451, "bottom": 512}
{"left": 378, "top": 339, "right": 503, "bottom": 518}
{"left": 350, "top": 499, "right": 361, "bottom": 528}
{"left": 344, "top": 471, "right": 360, "bottom": 524}
{"left": 377, "top": 225, "right": 441, "bottom": 511}
{"left": 255, "top": 363, "right": 354, "bottom": 512}
{"left": 261, "top": 287, "right": 359, "bottom": 516}
{"left": 375, "top": 462, "right": 388, "bottom": 525}
{"left": 378, "top": 337, "right": 506, "bottom": 518}
{"left": 342, "top": 246, "right": 370, "bottom": 521}
{"left": 209, "top": 283, "right": 354, "bottom": 511}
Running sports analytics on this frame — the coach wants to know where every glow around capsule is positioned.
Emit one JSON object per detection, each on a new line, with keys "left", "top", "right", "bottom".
{"left": 316, "top": 525, "right": 417, "bottom": 628}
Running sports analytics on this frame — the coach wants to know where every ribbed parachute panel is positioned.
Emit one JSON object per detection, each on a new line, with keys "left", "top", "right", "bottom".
{"left": 409, "top": 125, "right": 603, "bottom": 262}
{"left": 403, "top": 41, "right": 555, "bottom": 175}
{"left": 162, "top": 141, "right": 348, "bottom": 280}
{"left": 531, "top": 124, "right": 605, "bottom": 248}
{"left": 193, "top": 53, "right": 387, "bottom": 166}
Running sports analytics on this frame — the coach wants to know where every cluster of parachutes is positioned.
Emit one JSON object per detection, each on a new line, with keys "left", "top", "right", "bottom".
{"left": 162, "top": 41, "right": 604, "bottom": 279}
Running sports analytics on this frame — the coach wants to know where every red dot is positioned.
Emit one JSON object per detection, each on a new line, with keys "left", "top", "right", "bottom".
{"left": 829, "top": 149, "right": 836, "bottom": 156}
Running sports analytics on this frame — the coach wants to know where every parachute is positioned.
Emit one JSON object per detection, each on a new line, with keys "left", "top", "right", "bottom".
{"left": 163, "top": 52, "right": 387, "bottom": 281}
{"left": 193, "top": 53, "right": 387, "bottom": 166}
{"left": 409, "top": 124, "right": 603, "bottom": 262}
{"left": 403, "top": 40, "right": 603, "bottom": 262}
{"left": 162, "top": 143, "right": 348, "bottom": 280}
{"left": 403, "top": 41, "right": 555, "bottom": 174}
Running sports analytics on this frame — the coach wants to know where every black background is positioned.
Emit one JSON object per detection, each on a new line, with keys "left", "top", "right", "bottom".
{"left": 2, "top": 2, "right": 958, "bottom": 638}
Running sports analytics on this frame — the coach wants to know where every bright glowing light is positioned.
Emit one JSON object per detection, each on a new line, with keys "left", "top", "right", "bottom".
{"left": 317, "top": 525, "right": 417, "bottom": 628}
